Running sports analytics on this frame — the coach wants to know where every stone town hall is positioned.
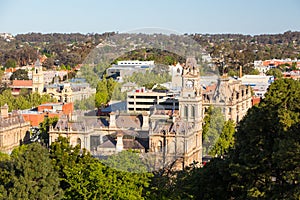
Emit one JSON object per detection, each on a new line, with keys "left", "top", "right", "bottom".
{"left": 50, "top": 58, "right": 208, "bottom": 169}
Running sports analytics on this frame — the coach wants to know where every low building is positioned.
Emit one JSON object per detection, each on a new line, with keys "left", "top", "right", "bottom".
{"left": 239, "top": 75, "right": 274, "bottom": 98}
{"left": 127, "top": 90, "right": 179, "bottom": 114}
{"left": 21, "top": 102, "right": 73, "bottom": 127}
{"left": 106, "top": 60, "right": 155, "bottom": 82}
{"left": 0, "top": 104, "right": 30, "bottom": 153}
{"left": 45, "top": 82, "right": 96, "bottom": 103}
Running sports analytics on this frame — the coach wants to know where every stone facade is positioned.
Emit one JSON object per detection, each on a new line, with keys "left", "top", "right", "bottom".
{"left": 203, "top": 76, "right": 252, "bottom": 122}
{"left": 148, "top": 57, "right": 203, "bottom": 169}
{"left": 45, "top": 82, "right": 96, "bottom": 103}
{"left": 0, "top": 104, "right": 30, "bottom": 153}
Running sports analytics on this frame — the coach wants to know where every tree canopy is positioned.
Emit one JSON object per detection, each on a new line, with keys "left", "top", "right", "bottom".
{"left": 202, "top": 106, "right": 235, "bottom": 156}
{"left": 49, "top": 136, "right": 152, "bottom": 200}
{"left": 9, "top": 69, "right": 29, "bottom": 80}
{"left": 147, "top": 79, "right": 300, "bottom": 199}
{"left": 0, "top": 89, "right": 56, "bottom": 111}
{"left": 0, "top": 143, "right": 62, "bottom": 200}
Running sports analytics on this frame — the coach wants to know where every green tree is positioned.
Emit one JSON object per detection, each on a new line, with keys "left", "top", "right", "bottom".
{"left": 202, "top": 106, "right": 225, "bottom": 155}
{"left": 50, "top": 136, "right": 152, "bottom": 200}
{"left": 95, "top": 79, "right": 108, "bottom": 108}
{"left": 106, "top": 77, "right": 117, "bottom": 100}
{"left": 123, "top": 70, "right": 171, "bottom": 87}
{"left": 210, "top": 119, "right": 235, "bottom": 157}
{"left": 266, "top": 68, "right": 283, "bottom": 78}
{"left": 94, "top": 77, "right": 118, "bottom": 108}
{"left": 74, "top": 94, "right": 96, "bottom": 110}
{"left": 0, "top": 143, "right": 62, "bottom": 200}
{"left": 111, "top": 82, "right": 127, "bottom": 101}
{"left": 39, "top": 117, "right": 58, "bottom": 146}
{"left": 10, "top": 69, "right": 29, "bottom": 80}
{"left": 249, "top": 68, "right": 260, "bottom": 75}
{"left": 102, "top": 150, "right": 148, "bottom": 173}
{"left": 4, "top": 58, "right": 16, "bottom": 68}
{"left": 229, "top": 78, "right": 300, "bottom": 199}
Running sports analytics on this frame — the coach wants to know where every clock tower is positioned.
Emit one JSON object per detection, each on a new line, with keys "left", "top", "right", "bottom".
{"left": 178, "top": 57, "right": 203, "bottom": 166}
{"left": 32, "top": 59, "right": 44, "bottom": 94}
{"left": 180, "top": 57, "right": 202, "bottom": 122}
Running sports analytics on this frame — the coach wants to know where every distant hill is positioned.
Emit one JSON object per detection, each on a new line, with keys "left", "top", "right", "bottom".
{"left": 0, "top": 31, "right": 299, "bottom": 75}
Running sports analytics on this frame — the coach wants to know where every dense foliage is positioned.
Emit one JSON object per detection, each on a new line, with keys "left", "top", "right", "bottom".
{"left": 0, "top": 89, "right": 56, "bottom": 111}
{"left": 0, "top": 143, "right": 62, "bottom": 200}
{"left": 146, "top": 79, "right": 300, "bottom": 199}
{"left": 50, "top": 137, "right": 152, "bottom": 200}
{"left": 202, "top": 106, "right": 235, "bottom": 156}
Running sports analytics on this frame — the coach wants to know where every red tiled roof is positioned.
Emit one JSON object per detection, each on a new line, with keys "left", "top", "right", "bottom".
{"left": 12, "top": 80, "right": 33, "bottom": 87}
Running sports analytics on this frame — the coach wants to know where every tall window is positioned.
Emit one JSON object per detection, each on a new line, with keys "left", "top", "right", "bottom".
{"left": 191, "top": 106, "right": 195, "bottom": 118}
{"left": 77, "top": 138, "right": 81, "bottom": 148}
{"left": 184, "top": 106, "right": 188, "bottom": 118}
{"left": 158, "top": 141, "right": 163, "bottom": 152}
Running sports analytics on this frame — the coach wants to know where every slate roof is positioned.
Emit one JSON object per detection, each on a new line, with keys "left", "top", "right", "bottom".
{"left": 0, "top": 113, "right": 27, "bottom": 128}
{"left": 115, "top": 115, "right": 141, "bottom": 129}
{"left": 54, "top": 115, "right": 108, "bottom": 131}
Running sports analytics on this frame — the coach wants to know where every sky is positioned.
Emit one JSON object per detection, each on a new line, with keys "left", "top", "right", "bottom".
{"left": 0, "top": 0, "right": 299, "bottom": 35}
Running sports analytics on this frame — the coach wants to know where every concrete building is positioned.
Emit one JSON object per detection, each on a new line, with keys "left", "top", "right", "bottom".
{"left": 148, "top": 57, "right": 203, "bottom": 169}
{"left": 49, "top": 58, "right": 256, "bottom": 170}
{"left": 170, "top": 63, "right": 183, "bottom": 91}
{"left": 0, "top": 104, "right": 30, "bottom": 153}
{"left": 127, "top": 90, "right": 179, "bottom": 114}
{"left": 106, "top": 60, "right": 155, "bottom": 82}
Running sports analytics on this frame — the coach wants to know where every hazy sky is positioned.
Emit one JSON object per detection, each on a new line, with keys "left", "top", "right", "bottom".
{"left": 0, "top": 0, "right": 299, "bottom": 35}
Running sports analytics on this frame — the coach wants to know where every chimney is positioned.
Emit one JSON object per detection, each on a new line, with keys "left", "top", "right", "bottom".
{"left": 142, "top": 112, "right": 149, "bottom": 129}
{"left": 0, "top": 104, "right": 9, "bottom": 118}
{"left": 116, "top": 132, "right": 123, "bottom": 152}
{"left": 109, "top": 112, "right": 116, "bottom": 128}
{"left": 239, "top": 66, "right": 243, "bottom": 78}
